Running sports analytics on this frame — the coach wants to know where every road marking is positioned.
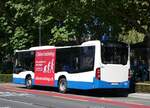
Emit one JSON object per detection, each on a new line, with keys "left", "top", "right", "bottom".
{"left": 0, "top": 106, "right": 11, "bottom": 108}
{"left": 0, "top": 92, "right": 33, "bottom": 97}
{"left": 0, "top": 98, "right": 33, "bottom": 106}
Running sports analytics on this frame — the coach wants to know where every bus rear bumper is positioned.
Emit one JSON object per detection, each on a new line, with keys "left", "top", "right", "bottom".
{"left": 93, "top": 79, "right": 130, "bottom": 89}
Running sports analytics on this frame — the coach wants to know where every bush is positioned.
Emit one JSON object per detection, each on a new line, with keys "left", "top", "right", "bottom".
{"left": 0, "top": 74, "right": 12, "bottom": 83}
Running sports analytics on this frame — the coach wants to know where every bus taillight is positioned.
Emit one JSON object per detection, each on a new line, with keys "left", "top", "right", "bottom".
{"left": 96, "top": 68, "right": 101, "bottom": 80}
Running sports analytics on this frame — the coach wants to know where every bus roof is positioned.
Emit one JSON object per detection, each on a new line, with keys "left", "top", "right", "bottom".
{"left": 15, "top": 40, "right": 128, "bottom": 52}
{"left": 82, "top": 40, "right": 100, "bottom": 46}
{"left": 15, "top": 45, "right": 81, "bottom": 52}
{"left": 29, "top": 46, "right": 55, "bottom": 50}
{"left": 15, "top": 46, "right": 55, "bottom": 52}
{"left": 15, "top": 40, "right": 100, "bottom": 52}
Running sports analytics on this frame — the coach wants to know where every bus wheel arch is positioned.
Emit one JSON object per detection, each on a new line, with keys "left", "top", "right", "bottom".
{"left": 25, "top": 74, "right": 32, "bottom": 89}
{"left": 58, "top": 76, "right": 67, "bottom": 93}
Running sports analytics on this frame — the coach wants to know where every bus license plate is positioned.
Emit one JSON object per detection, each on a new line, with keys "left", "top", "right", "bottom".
{"left": 111, "top": 83, "right": 119, "bottom": 85}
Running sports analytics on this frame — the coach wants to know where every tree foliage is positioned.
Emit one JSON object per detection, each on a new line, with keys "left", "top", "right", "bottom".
{"left": 49, "top": 26, "right": 75, "bottom": 45}
{"left": 0, "top": 0, "right": 150, "bottom": 73}
{"left": 0, "top": 0, "right": 149, "bottom": 59}
{"left": 10, "top": 27, "right": 33, "bottom": 49}
{"left": 119, "top": 28, "right": 145, "bottom": 44}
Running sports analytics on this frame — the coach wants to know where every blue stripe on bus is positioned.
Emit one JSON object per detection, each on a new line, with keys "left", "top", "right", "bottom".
{"left": 13, "top": 78, "right": 35, "bottom": 85}
{"left": 67, "top": 81, "right": 93, "bottom": 89}
{"left": 13, "top": 78, "right": 129, "bottom": 89}
{"left": 55, "top": 79, "right": 129, "bottom": 90}
{"left": 13, "top": 78, "right": 57, "bottom": 87}
{"left": 93, "top": 78, "right": 129, "bottom": 89}
{"left": 13, "top": 78, "right": 25, "bottom": 84}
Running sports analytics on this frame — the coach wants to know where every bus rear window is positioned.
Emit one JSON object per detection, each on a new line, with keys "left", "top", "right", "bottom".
{"left": 101, "top": 43, "right": 128, "bottom": 65}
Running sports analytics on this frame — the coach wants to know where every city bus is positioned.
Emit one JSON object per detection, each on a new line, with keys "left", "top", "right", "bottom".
{"left": 13, "top": 40, "right": 130, "bottom": 93}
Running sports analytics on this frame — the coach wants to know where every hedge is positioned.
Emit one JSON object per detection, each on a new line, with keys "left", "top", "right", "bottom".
{"left": 135, "top": 82, "right": 150, "bottom": 93}
{"left": 0, "top": 74, "right": 12, "bottom": 83}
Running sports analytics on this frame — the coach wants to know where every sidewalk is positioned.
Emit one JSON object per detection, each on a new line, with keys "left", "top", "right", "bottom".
{"left": 129, "top": 93, "right": 150, "bottom": 100}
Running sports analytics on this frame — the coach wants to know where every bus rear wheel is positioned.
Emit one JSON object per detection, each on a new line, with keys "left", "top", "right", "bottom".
{"left": 25, "top": 76, "right": 32, "bottom": 89}
{"left": 58, "top": 78, "right": 67, "bottom": 93}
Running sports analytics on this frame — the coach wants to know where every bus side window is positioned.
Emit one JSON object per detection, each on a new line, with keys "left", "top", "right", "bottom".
{"left": 79, "top": 46, "right": 95, "bottom": 72}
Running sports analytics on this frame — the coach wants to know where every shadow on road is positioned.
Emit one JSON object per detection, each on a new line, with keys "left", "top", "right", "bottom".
{"left": 68, "top": 89, "right": 129, "bottom": 97}
{"left": 19, "top": 85, "right": 129, "bottom": 98}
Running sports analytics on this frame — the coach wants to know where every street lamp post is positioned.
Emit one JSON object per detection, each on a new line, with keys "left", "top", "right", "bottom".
{"left": 39, "top": 23, "right": 41, "bottom": 46}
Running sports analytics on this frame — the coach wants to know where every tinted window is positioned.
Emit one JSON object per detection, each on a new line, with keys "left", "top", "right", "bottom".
{"left": 101, "top": 43, "right": 128, "bottom": 65}
{"left": 55, "top": 46, "right": 95, "bottom": 73}
{"left": 80, "top": 46, "right": 95, "bottom": 72}
{"left": 55, "top": 47, "right": 79, "bottom": 73}
{"left": 14, "top": 51, "right": 35, "bottom": 73}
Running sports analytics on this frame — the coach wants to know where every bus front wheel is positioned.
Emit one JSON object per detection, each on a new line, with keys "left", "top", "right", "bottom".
{"left": 58, "top": 78, "right": 67, "bottom": 93}
{"left": 25, "top": 76, "right": 32, "bottom": 89}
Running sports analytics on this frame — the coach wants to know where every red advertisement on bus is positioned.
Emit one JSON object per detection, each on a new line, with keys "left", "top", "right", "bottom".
{"left": 34, "top": 49, "right": 56, "bottom": 86}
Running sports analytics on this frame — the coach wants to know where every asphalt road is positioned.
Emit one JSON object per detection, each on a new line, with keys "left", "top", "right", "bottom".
{"left": 0, "top": 83, "right": 150, "bottom": 108}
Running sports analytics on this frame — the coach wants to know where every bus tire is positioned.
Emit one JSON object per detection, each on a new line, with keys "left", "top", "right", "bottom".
{"left": 58, "top": 78, "right": 67, "bottom": 93}
{"left": 25, "top": 76, "right": 32, "bottom": 89}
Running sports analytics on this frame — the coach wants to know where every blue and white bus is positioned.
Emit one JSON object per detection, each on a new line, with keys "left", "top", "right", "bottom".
{"left": 13, "top": 40, "right": 130, "bottom": 93}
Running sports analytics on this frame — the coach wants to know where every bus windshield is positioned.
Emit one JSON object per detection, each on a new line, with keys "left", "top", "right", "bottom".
{"left": 101, "top": 42, "right": 128, "bottom": 65}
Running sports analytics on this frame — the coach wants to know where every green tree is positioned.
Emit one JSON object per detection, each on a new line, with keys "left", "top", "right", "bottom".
{"left": 113, "top": 0, "right": 150, "bottom": 44}
{"left": 119, "top": 28, "right": 145, "bottom": 44}
{"left": 1, "top": 0, "right": 150, "bottom": 47}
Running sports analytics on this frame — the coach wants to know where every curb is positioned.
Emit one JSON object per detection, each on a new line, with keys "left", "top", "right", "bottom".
{"left": 129, "top": 93, "right": 150, "bottom": 100}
